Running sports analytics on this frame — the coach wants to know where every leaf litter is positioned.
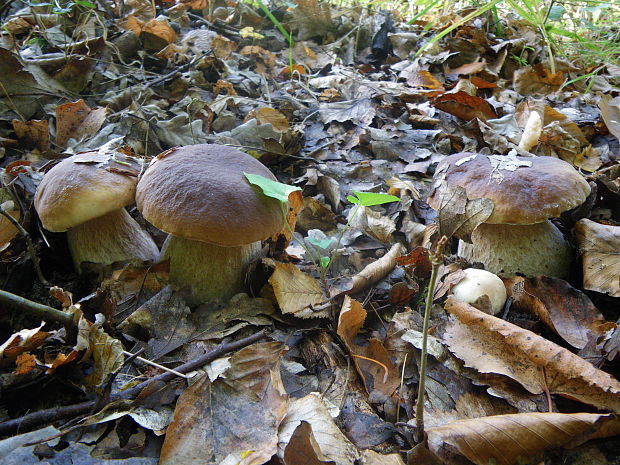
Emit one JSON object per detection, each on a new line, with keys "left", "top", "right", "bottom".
{"left": 0, "top": 0, "right": 619, "bottom": 463}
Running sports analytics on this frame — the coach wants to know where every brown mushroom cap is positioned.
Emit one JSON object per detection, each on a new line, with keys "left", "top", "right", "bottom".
{"left": 35, "top": 152, "right": 141, "bottom": 232}
{"left": 428, "top": 153, "right": 591, "bottom": 225}
{"left": 136, "top": 144, "right": 284, "bottom": 247}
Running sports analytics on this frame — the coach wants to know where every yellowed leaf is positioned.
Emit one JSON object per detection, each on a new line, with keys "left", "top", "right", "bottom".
{"left": 269, "top": 262, "right": 327, "bottom": 318}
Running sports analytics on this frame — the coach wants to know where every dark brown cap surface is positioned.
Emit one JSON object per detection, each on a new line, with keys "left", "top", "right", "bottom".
{"left": 34, "top": 152, "right": 140, "bottom": 232}
{"left": 428, "top": 153, "right": 591, "bottom": 224}
{"left": 136, "top": 144, "right": 284, "bottom": 246}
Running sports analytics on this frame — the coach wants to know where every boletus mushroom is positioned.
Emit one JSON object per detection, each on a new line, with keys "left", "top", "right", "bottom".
{"left": 450, "top": 268, "right": 507, "bottom": 315}
{"left": 428, "top": 153, "right": 590, "bottom": 278}
{"left": 135, "top": 144, "right": 284, "bottom": 305}
{"left": 34, "top": 151, "right": 160, "bottom": 271}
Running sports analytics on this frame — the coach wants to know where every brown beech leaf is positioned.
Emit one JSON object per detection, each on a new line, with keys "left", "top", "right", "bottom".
{"left": 269, "top": 262, "right": 328, "bottom": 318}
{"left": 505, "top": 276, "right": 610, "bottom": 349}
{"left": 0, "top": 322, "right": 48, "bottom": 364}
{"left": 337, "top": 297, "right": 399, "bottom": 396}
{"left": 431, "top": 91, "right": 497, "bottom": 122}
{"left": 443, "top": 297, "right": 620, "bottom": 412}
{"left": 446, "top": 60, "right": 486, "bottom": 77}
{"left": 513, "top": 64, "right": 565, "bottom": 95}
{"left": 426, "top": 412, "right": 618, "bottom": 465}
{"left": 272, "top": 190, "right": 304, "bottom": 247}
{"left": 14, "top": 353, "right": 37, "bottom": 375}
{"left": 396, "top": 246, "right": 432, "bottom": 279}
{"left": 55, "top": 99, "right": 107, "bottom": 149}
{"left": 12, "top": 119, "right": 49, "bottom": 152}
{"left": 160, "top": 341, "right": 288, "bottom": 465}
{"left": 575, "top": 218, "right": 620, "bottom": 297}
{"left": 406, "top": 70, "right": 444, "bottom": 90}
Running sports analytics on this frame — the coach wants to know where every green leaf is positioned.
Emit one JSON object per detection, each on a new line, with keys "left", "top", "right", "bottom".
{"left": 307, "top": 237, "right": 332, "bottom": 249}
{"left": 347, "top": 191, "right": 400, "bottom": 207}
{"left": 74, "top": 0, "right": 96, "bottom": 8}
{"left": 244, "top": 173, "right": 301, "bottom": 204}
{"left": 320, "top": 256, "right": 330, "bottom": 269}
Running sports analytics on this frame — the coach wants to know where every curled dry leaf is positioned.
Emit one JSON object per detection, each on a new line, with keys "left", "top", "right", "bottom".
{"left": 269, "top": 262, "right": 328, "bottom": 318}
{"left": 575, "top": 218, "right": 620, "bottom": 297}
{"left": 0, "top": 322, "right": 48, "bottom": 364}
{"left": 336, "top": 242, "right": 406, "bottom": 296}
{"left": 505, "top": 276, "right": 611, "bottom": 349}
{"left": 426, "top": 412, "right": 618, "bottom": 465}
{"left": 443, "top": 297, "right": 620, "bottom": 413}
{"left": 337, "top": 296, "right": 399, "bottom": 396}
{"left": 160, "top": 342, "right": 288, "bottom": 465}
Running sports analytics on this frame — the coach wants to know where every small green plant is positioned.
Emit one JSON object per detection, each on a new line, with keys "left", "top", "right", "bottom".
{"left": 30, "top": 0, "right": 95, "bottom": 15}
{"left": 510, "top": 45, "right": 535, "bottom": 66}
{"left": 244, "top": 173, "right": 400, "bottom": 281}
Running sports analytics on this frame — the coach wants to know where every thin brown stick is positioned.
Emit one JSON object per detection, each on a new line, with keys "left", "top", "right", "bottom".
{"left": 0, "top": 329, "right": 268, "bottom": 436}
{"left": 351, "top": 353, "right": 389, "bottom": 384}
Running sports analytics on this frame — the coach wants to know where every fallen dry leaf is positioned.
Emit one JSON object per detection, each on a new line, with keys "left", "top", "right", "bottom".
{"left": 598, "top": 94, "right": 620, "bottom": 140}
{"left": 443, "top": 297, "right": 620, "bottom": 412}
{"left": 337, "top": 242, "right": 406, "bottom": 296}
{"left": 80, "top": 316, "right": 125, "bottom": 393}
{"left": 426, "top": 412, "right": 619, "bottom": 465}
{"left": 429, "top": 182, "right": 494, "bottom": 241}
{"left": 278, "top": 393, "right": 359, "bottom": 465}
{"left": 337, "top": 296, "right": 400, "bottom": 396}
{"left": 505, "top": 276, "right": 610, "bottom": 349}
{"left": 12, "top": 119, "right": 49, "bottom": 152}
{"left": 575, "top": 218, "right": 620, "bottom": 297}
{"left": 269, "top": 262, "right": 328, "bottom": 318}
{"left": 160, "top": 341, "right": 288, "bottom": 465}
{"left": 0, "top": 322, "right": 48, "bottom": 364}
{"left": 283, "top": 421, "right": 336, "bottom": 465}
{"left": 513, "top": 64, "right": 565, "bottom": 95}
{"left": 55, "top": 99, "right": 107, "bottom": 149}
{"left": 431, "top": 91, "right": 497, "bottom": 122}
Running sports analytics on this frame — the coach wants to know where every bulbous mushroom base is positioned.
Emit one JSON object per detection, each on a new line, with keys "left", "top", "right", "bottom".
{"left": 161, "top": 236, "right": 263, "bottom": 306}
{"left": 67, "top": 208, "right": 160, "bottom": 272}
{"left": 457, "top": 220, "right": 573, "bottom": 278}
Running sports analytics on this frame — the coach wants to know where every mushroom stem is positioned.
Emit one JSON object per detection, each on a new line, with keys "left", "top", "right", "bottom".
{"left": 161, "top": 235, "right": 263, "bottom": 305}
{"left": 67, "top": 208, "right": 159, "bottom": 272}
{"left": 457, "top": 220, "right": 572, "bottom": 278}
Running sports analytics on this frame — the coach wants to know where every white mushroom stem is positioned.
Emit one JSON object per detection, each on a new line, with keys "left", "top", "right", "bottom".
{"left": 457, "top": 220, "right": 573, "bottom": 278}
{"left": 67, "top": 208, "right": 159, "bottom": 272}
{"left": 161, "top": 235, "right": 264, "bottom": 305}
